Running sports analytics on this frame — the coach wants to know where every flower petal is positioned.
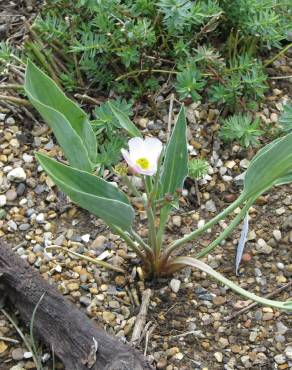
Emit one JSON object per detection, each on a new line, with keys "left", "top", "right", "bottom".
{"left": 121, "top": 148, "right": 144, "bottom": 174}
{"left": 144, "top": 137, "right": 163, "bottom": 164}
{"left": 128, "top": 137, "right": 145, "bottom": 161}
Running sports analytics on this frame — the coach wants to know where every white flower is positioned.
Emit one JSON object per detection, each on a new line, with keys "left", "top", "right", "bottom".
{"left": 121, "top": 137, "right": 163, "bottom": 176}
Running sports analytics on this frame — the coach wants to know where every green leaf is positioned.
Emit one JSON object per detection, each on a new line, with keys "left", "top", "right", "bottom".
{"left": 36, "top": 152, "right": 134, "bottom": 230}
{"left": 160, "top": 106, "right": 188, "bottom": 196}
{"left": 279, "top": 103, "right": 292, "bottom": 132}
{"left": 108, "top": 101, "right": 141, "bottom": 138}
{"left": 25, "top": 61, "right": 96, "bottom": 171}
{"left": 242, "top": 132, "right": 292, "bottom": 199}
{"left": 170, "top": 257, "right": 292, "bottom": 311}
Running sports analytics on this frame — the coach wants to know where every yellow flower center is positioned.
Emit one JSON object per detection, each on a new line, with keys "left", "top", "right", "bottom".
{"left": 136, "top": 157, "right": 150, "bottom": 170}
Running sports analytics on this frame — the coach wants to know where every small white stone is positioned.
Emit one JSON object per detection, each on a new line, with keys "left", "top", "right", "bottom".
{"left": 276, "top": 262, "right": 285, "bottom": 270}
{"left": 222, "top": 175, "right": 233, "bottom": 182}
{"left": 6, "top": 117, "right": 15, "bottom": 125}
{"left": 36, "top": 213, "right": 45, "bottom": 223}
{"left": 55, "top": 265, "right": 62, "bottom": 273}
{"left": 240, "top": 159, "right": 250, "bottom": 169}
{"left": 0, "top": 194, "right": 7, "bottom": 207}
{"left": 7, "top": 220, "right": 17, "bottom": 231}
{"left": 275, "top": 207, "right": 285, "bottom": 215}
{"left": 214, "top": 352, "right": 223, "bottom": 363}
{"left": 285, "top": 346, "right": 292, "bottom": 360}
{"left": 205, "top": 200, "right": 217, "bottom": 212}
{"left": 198, "top": 219, "right": 205, "bottom": 228}
{"left": 273, "top": 229, "right": 282, "bottom": 241}
{"left": 270, "top": 113, "right": 278, "bottom": 123}
{"left": 219, "top": 166, "right": 227, "bottom": 176}
{"left": 23, "top": 352, "right": 33, "bottom": 359}
{"left": 172, "top": 215, "right": 181, "bottom": 227}
{"left": 81, "top": 234, "right": 91, "bottom": 243}
{"left": 23, "top": 153, "right": 34, "bottom": 163}
{"left": 7, "top": 167, "right": 26, "bottom": 182}
{"left": 274, "top": 354, "right": 286, "bottom": 364}
{"left": 225, "top": 160, "right": 236, "bottom": 169}
{"left": 170, "top": 278, "right": 181, "bottom": 293}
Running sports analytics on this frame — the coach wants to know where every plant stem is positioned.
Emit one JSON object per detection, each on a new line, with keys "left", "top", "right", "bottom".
{"left": 0, "top": 84, "right": 24, "bottom": 90}
{"left": 110, "top": 225, "right": 148, "bottom": 264}
{"left": 123, "top": 175, "right": 142, "bottom": 198}
{"left": 130, "top": 230, "right": 154, "bottom": 258}
{"left": 264, "top": 42, "right": 292, "bottom": 67}
{"left": 163, "top": 195, "right": 245, "bottom": 260}
{"left": 115, "top": 69, "right": 178, "bottom": 82}
{"left": 0, "top": 95, "right": 30, "bottom": 107}
{"left": 196, "top": 197, "right": 254, "bottom": 258}
{"left": 143, "top": 176, "right": 159, "bottom": 261}
{"left": 1, "top": 309, "right": 41, "bottom": 369}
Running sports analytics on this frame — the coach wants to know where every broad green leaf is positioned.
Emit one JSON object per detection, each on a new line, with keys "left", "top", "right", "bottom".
{"left": 274, "top": 170, "right": 292, "bottom": 186}
{"left": 108, "top": 101, "right": 141, "bottom": 138}
{"left": 36, "top": 152, "right": 134, "bottom": 230}
{"left": 242, "top": 132, "right": 292, "bottom": 199}
{"left": 25, "top": 61, "right": 96, "bottom": 171}
{"left": 170, "top": 257, "right": 292, "bottom": 311}
{"left": 160, "top": 106, "right": 188, "bottom": 196}
{"left": 279, "top": 103, "right": 292, "bottom": 132}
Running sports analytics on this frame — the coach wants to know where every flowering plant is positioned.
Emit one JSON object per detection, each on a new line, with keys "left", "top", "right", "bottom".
{"left": 25, "top": 61, "right": 292, "bottom": 311}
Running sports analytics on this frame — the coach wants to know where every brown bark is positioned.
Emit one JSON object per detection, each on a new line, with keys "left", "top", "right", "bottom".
{"left": 0, "top": 242, "right": 153, "bottom": 370}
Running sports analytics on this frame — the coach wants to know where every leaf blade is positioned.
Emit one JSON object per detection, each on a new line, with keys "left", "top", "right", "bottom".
{"left": 36, "top": 152, "right": 134, "bottom": 230}
{"left": 170, "top": 257, "right": 292, "bottom": 311}
{"left": 108, "top": 101, "right": 141, "bottom": 138}
{"left": 243, "top": 132, "right": 292, "bottom": 199}
{"left": 160, "top": 106, "right": 188, "bottom": 196}
{"left": 25, "top": 61, "right": 97, "bottom": 170}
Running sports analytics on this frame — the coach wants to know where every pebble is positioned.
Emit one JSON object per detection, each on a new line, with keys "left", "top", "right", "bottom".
{"left": 214, "top": 352, "right": 223, "bottom": 362}
{"left": 273, "top": 229, "right": 282, "bottom": 241}
{"left": 205, "top": 200, "right": 217, "bottom": 212}
{"left": 36, "top": 213, "right": 45, "bottom": 223}
{"left": 275, "top": 207, "right": 286, "bottom": 215}
{"left": 256, "top": 239, "right": 272, "bottom": 254}
{"left": 79, "top": 296, "right": 91, "bottom": 306}
{"left": 172, "top": 215, "right": 182, "bottom": 227}
{"left": 16, "top": 183, "right": 25, "bottom": 196}
{"left": 7, "top": 220, "right": 17, "bottom": 231}
{"left": 11, "top": 348, "right": 25, "bottom": 361}
{"left": 81, "top": 234, "right": 90, "bottom": 243}
{"left": 103, "top": 311, "right": 116, "bottom": 323}
{"left": 67, "top": 282, "right": 79, "bottom": 291}
{"left": 6, "top": 189, "right": 17, "bottom": 201}
{"left": 22, "top": 153, "right": 34, "bottom": 163}
{"left": 276, "top": 321, "right": 288, "bottom": 335}
{"left": 7, "top": 167, "right": 26, "bottom": 182}
{"left": 285, "top": 346, "right": 292, "bottom": 360}
{"left": 91, "top": 235, "right": 106, "bottom": 249}
{"left": 170, "top": 279, "right": 181, "bottom": 293}
{"left": 0, "top": 195, "right": 7, "bottom": 207}
{"left": 270, "top": 113, "right": 278, "bottom": 122}
{"left": 274, "top": 354, "right": 286, "bottom": 364}
{"left": 239, "top": 159, "right": 250, "bottom": 169}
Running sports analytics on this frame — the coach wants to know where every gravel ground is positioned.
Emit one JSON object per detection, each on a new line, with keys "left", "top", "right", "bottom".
{"left": 0, "top": 55, "right": 291, "bottom": 369}
{"left": 0, "top": 3, "right": 291, "bottom": 367}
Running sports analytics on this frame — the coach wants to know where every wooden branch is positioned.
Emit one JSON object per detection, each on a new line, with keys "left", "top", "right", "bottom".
{"left": 131, "top": 289, "right": 152, "bottom": 344}
{"left": 0, "top": 242, "right": 153, "bottom": 370}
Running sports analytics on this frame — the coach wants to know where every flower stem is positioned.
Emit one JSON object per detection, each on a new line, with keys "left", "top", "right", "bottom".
{"left": 123, "top": 175, "right": 142, "bottom": 198}
{"left": 130, "top": 230, "right": 154, "bottom": 258}
{"left": 163, "top": 194, "right": 245, "bottom": 260}
{"left": 110, "top": 225, "right": 148, "bottom": 264}
{"left": 196, "top": 197, "right": 255, "bottom": 258}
